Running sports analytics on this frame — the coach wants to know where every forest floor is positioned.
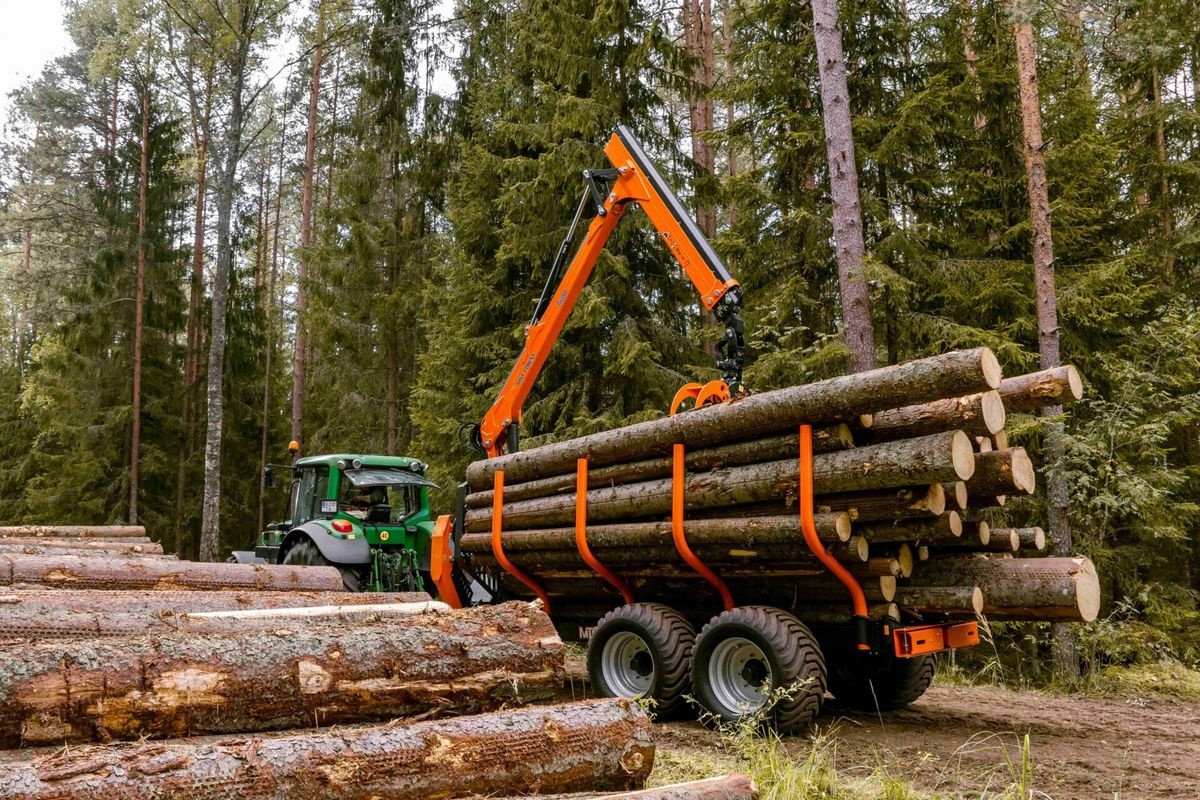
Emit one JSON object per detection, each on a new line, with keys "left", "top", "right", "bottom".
{"left": 560, "top": 655, "right": 1200, "bottom": 798}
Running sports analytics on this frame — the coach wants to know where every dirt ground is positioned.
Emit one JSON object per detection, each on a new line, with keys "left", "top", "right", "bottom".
{"left": 656, "top": 685, "right": 1200, "bottom": 799}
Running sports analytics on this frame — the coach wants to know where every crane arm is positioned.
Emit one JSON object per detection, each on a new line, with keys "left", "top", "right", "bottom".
{"left": 475, "top": 125, "right": 744, "bottom": 458}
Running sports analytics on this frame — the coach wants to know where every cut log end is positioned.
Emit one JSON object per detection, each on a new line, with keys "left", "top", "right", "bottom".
{"left": 878, "top": 575, "right": 897, "bottom": 601}
{"left": 948, "top": 510, "right": 963, "bottom": 537}
{"left": 951, "top": 431, "right": 976, "bottom": 480}
{"left": 980, "top": 390, "right": 1006, "bottom": 434}
{"left": 1011, "top": 448, "right": 1037, "bottom": 494}
{"left": 1077, "top": 558, "right": 1101, "bottom": 622}
{"left": 981, "top": 347, "right": 1002, "bottom": 389}
{"left": 1065, "top": 365, "right": 1084, "bottom": 402}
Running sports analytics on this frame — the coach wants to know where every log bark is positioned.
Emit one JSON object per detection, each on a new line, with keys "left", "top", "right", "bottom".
{"left": 459, "top": 513, "right": 853, "bottom": 556}
{"left": 0, "top": 699, "right": 652, "bottom": 800}
{"left": 466, "top": 426, "right": 854, "bottom": 509}
{"left": 864, "top": 391, "right": 1005, "bottom": 442}
{"left": 969, "top": 448, "right": 1036, "bottom": 495}
{"left": 485, "top": 774, "right": 759, "bottom": 800}
{"left": 911, "top": 555, "right": 1100, "bottom": 621}
{"left": 854, "top": 512, "right": 962, "bottom": 544}
{"left": 466, "top": 432, "right": 974, "bottom": 532}
{"left": 895, "top": 585, "right": 983, "bottom": 614}
{"left": 0, "top": 602, "right": 563, "bottom": 746}
{"left": 0, "top": 538, "right": 160, "bottom": 554}
{"left": 1003, "top": 526, "right": 1046, "bottom": 552}
{"left": 817, "top": 483, "right": 946, "bottom": 521}
{"left": 467, "top": 349, "right": 1001, "bottom": 487}
{"left": 0, "top": 526, "right": 146, "bottom": 539}
{"left": 998, "top": 366, "right": 1083, "bottom": 413}
{"left": 0, "top": 555, "right": 345, "bottom": 592}
{"left": 0, "top": 545, "right": 172, "bottom": 559}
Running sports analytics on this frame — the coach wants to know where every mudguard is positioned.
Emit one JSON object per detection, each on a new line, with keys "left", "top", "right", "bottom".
{"left": 280, "top": 521, "right": 372, "bottom": 566}
{"left": 228, "top": 550, "right": 267, "bottom": 565}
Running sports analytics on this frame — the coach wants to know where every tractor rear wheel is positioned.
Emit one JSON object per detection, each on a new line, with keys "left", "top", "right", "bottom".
{"left": 587, "top": 603, "right": 695, "bottom": 719}
{"left": 691, "top": 605, "right": 826, "bottom": 733}
{"left": 282, "top": 538, "right": 363, "bottom": 592}
{"left": 827, "top": 653, "right": 935, "bottom": 711}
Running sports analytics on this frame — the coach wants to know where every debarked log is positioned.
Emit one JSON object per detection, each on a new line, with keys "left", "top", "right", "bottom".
{"left": 0, "top": 699, "right": 652, "bottom": 800}
{"left": 998, "top": 365, "right": 1084, "bottom": 413}
{"left": 468, "top": 348, "right": 1001, "bottom": 488}
{"left": 0, "top": 602, "right": 563, "bottom": 746}
{"left": 910, "top": 555, "right": 1100, "bottom": 622}
{"left": 0, "top": 526, "right": 146, "bottom": 539}
{"left": 0, "top": 555, "right": 345, "bottom": 592}
{"left": 459, "top": 513, "right": 854, "bottom": 557}
{"left": 466, "top": 426, "right": 854, "bottom": 509}
{"left": 465, "top": 432, "right": 975, "bottom": 533}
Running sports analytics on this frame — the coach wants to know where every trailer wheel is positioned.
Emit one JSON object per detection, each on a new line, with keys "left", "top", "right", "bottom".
{"left": 828, "top": 653, "right": 935, "bottom": 711}
{"left": 282, "top": 539, "right": 363, "bottom": 592}
{"left": 587, "top": 603, "right": 695, "bottom": 718}
{"left": 692, "top": 606, "right": 826, "bottom": 733}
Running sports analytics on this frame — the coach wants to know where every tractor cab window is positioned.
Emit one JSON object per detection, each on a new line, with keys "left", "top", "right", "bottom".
{"left": 340, "top": 482, "right": 417, "bottom": 525}
{"left": 292, "top": 466, "right": 330, "bottom": 526}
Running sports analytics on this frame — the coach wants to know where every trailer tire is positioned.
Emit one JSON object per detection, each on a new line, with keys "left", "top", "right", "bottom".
{"left": 828, "top": 653, "right": 935, "bottom": 711}
{"left": 587, "top": 603, "right": 695, "bottom": 719}
{"left": 692, "top": 606, "right": 826, "bottom": 733}
{"left": 282, "top": 538, "right": 364, "bottom": 592}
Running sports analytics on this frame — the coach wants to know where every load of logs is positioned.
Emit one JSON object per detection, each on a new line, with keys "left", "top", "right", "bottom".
{"left": 0, "top": 527, "right": 753, "bottom": 799}
{"left": 459, "top": 349, "right": 1101, "bottom": 627}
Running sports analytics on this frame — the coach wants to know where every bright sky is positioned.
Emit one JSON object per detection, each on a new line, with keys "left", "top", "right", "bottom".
{"left": 0, "top": 1, "right": 74, "bottom": 131}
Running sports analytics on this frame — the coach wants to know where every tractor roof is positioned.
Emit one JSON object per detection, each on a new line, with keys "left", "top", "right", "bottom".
{"left": 294, "top": 453, "right": 424, "bottom": 470}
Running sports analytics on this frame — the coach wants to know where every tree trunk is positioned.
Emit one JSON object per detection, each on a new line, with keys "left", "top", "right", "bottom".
{"left": 1150, "top": 64, "right": 1176, "bottom": 284}
{"left": 863, "top": 391, "right": 1005, "bottom": 442}
{"left": 913, "top": 555, "right": 1099, "bottom": 621}
{"left": 466, "top": 425, "right": 853, "bottom": 508}
{"left": 0, "top": 554, "right": 344, "bottom": 592}
{"left": 0, "top": 699, "right": 652, "bottom": 800}
{"left": 130, "top": 79, "right": 150, "bottom": 525}
{"left": 466, "top": 431, "right": 974, "bottom": 532}
{"left": 292, "top": 29, "right": 325, "bottom": 448}
{"left": 460, "top": 513, "right": 852, "bottom": 557}
{"left": 997, "top": 365, "right": 1083, "bottom": 412}
{"left": 0, "top": 525, "right": 146, "bottom": 538}
{"left": 0, "top": 603, "right": 561, "bottom": 747}
{"left": 811, "top": 0, "right": 874, "bottom": 373}
{"left": 486, "top": 774, "right": 759, "bottom": 800}
{"left": 467, "top": 348, "right": 1000, "bottom": 487}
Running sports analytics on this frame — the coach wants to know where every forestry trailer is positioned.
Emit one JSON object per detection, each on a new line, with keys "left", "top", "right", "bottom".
{"left": 242, "top": 125, "right": 1098, "bottom": 732}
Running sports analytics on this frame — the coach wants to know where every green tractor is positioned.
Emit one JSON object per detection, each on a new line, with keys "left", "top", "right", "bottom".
{"left": 231, "top": 452, "right": 441, "bottom": 593}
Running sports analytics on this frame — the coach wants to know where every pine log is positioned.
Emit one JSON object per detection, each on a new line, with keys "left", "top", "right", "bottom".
{"left": 818, "top": 483, "right": 946, "bottom": 521}
{"left": 1009, "top": 526, "right": 1047, "bottom": 551}
{"left": 935, "top": 523, "right": 1018, "bottom": 553}
{"left": 459, "top": 513, "right": 853, "bottom": 557}
{"left": 999, "top": 365, "right": 1084, "bottom": 413}
{"left": 992, "top": 430, "right": 1009, "bottom": 450}
{"left": 969, "top": 448, "right": 1036, "bottom": 495}
{"left": 966, "top": 488, "right": 1007, "bottom": 508}
{"left": 911, "top": 555, "right": 1100, "bottom": 621}
{"left": 917, "top": 545, "right": 929, "bottom": 561}
{"left": 795, "top": 602, "right": 899, "bottom": 623}
{"left": 466, "top": 432, "right": 975, "bottom": 533}
{"left": 0, "top": 538, "right": 159, "bottom": 554}
{"left": 0, "top": 603, "right": 562, "bottom": 747}
{"left": 0, "top": 544, "right": 173, "bottom": 559}
{"left": 0, "top": 526, "right": 146, "bottom": 539}
{"left": 466, "top": 426, "right": 854, "bottom": 509}
{"left": 0, "top": 699, "right": 652, "bottom": 800}
{"left": 975, "top": 436, "right": 994, "bottom": 453}
{"left": 0, "top": 554, "right": 344, "bottom": 592}
{"left": 789, "top": 575, "right": 897, "bottom": 603}
{"left": 945, "top": 481, "right": 969, "bottom": 511}
{"left": 854, "top": 512, "right": 962, "bottom": 544}
{"left": 895, "top": 585, "right": 984, "bottom": 614}
{"left": 467, "top": 348, "right": 1002, "bottom": 488}
{"left": 864, "top": 391, "right": 1005, "bottom": 442}
{"left": 484, "top": 774, "right": 759, "bottom": 800}
{"left": 0, "top": 589, "right": 424, "bottom": 615}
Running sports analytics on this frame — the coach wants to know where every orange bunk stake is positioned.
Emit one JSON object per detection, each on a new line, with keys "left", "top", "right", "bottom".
{"left": 490, "top": 470, "right": 552, "bottom": 612}
{"left": 574, "top": 458, "right": 634, "bottom": 604}
{"left": 429, "top": 514, "right": 463, "bottom": 609}
{"left": 672, "top": 442, "right": 734, "bottom": 611}
{"left": 798, "top": 423, "right": 870, "bottom": 650}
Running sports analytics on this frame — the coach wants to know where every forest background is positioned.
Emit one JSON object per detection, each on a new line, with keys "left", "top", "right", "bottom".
{"left": 0, "top": 0, "right": 1196, "bottom": 680}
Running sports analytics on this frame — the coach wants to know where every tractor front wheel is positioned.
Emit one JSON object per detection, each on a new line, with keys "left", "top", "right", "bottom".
{"left": 282, "top": 538, "right": 364, "bottom": 592}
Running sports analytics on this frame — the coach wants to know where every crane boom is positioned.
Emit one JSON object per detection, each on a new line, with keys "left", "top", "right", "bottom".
{"left": 476, "top": 125, "right": 745, "bottom": 458}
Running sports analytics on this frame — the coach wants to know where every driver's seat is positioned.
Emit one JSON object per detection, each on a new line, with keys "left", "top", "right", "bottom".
{"left": 367, "top": 504, "right": 391, "bottom": 523}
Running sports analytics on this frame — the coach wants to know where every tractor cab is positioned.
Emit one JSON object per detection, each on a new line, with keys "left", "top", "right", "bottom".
{"left": 233, "top": 453, "right": 439, "bottom": 593}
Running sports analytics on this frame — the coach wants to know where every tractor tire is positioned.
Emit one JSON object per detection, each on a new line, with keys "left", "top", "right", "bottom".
{"left": 691, "top": 606, "right": 826, "bottom": 733}
{"left": 827, "top": 653, "right": 936, "bottom": 711}
{"left": 587, "top": 603, "right": 695, "bottom": 719}
{"left": 282, "top": 538, "right": 364, "bottom": 592}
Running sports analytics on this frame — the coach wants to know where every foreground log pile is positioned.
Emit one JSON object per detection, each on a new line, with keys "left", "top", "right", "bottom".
{"left": 0, "top": 529, "right": 739, "bottom": 798}
{"left": 460, "top": 350, "right": 1100, "bottom": 625}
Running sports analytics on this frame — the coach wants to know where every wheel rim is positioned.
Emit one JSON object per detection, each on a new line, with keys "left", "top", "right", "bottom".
{"left": 600, "top": 631, "right": 655, "bottom": 698}
{"left": 708, "top": 636, "right": 771, "bottom": 714}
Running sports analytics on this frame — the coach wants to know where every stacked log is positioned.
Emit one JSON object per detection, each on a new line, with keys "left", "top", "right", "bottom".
{"left": 0, "top": 554, "right": 344, "bottom": 591}
{"left": 456, "top": 352, "right": 1098, "bottom": 625}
